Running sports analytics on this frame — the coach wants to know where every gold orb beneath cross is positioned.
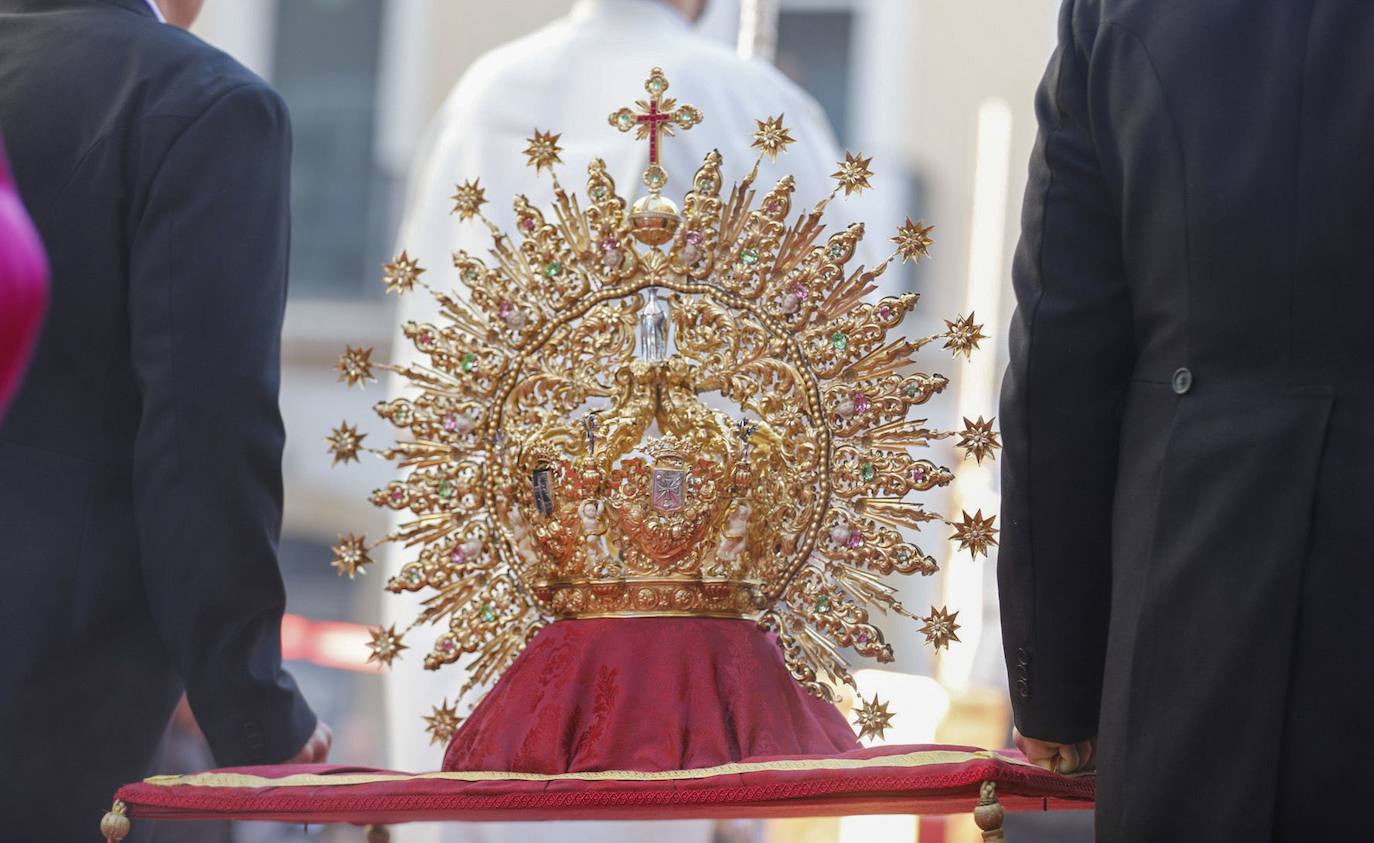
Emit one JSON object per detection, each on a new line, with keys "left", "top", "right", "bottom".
{"left": 629, "top": 193, "right": 680, "bottom": 246}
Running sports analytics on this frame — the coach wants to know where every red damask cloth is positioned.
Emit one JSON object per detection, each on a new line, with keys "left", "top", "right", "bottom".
{"left": 444, "top": 617, "right": 861, "bottom": 772}
{"left": 115, "top": 746, "right": 1094, "bottom": 824}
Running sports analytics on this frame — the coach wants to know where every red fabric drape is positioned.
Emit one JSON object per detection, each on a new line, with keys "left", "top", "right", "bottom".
{"left": 444, "top": 617, "right": 860, "bottom": 773}
{"left": 0, "top": 138, "right": 48, "bottom": 415}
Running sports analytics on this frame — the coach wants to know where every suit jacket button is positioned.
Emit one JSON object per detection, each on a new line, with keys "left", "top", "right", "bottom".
{"left": 1016, "top": 648, "right": 1030, "bottom": 666}
{"left": 1016, "top": 678, "right": 1030, "bottom": 699}
{"left": 1172, "top": 367, "right": 1193, "bottom": 394}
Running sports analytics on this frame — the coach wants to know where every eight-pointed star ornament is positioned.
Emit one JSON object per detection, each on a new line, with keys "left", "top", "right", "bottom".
{"left": 325, "top": 421, "right": 367, "bottom": 466}
{"left": 853, "top": 694, "right": 896, "bottom": 741}
{"left": 943, "top": 312, "right": 988, "bottom": 359}
{"left": 450, "top": 179, "right": 488, "bottom": 220}
{"left": 523, "top": 129, "right": 564, "bottom": 172}
{"left": 751, "top": 114, "right": 795, "bottom": 161}
{"left": 957, "top": 416, "right": 1002, "bottom": 464}
{"left": 424, "top": 698, "right": 463, "bottom": 746}
{"left": 336, "top": 345, "right": 376, "bottom": 388}
{"left": 367, "top": 624, "right": 408, "bottom": 667}
{"left": 950, "top": 509, "right": 999, "bottom": 559}
{"left": 893, "top": 217, "right": 935, "bottom": 264}
{"left": 919, "top": 606, "right": 962, "bottom": 651}
{"left": 382, "top": 251, "right": 425, "bottom": 295}
{"left": 832, "top": 151, "right": 875, "bottom": 196}
{"left": 330, "top": 533, "right": 372, "bottom": 579}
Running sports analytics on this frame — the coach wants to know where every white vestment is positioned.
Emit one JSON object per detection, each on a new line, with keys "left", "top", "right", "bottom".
{"left": 383, "top": 2, "right": 875, "bottom": 840}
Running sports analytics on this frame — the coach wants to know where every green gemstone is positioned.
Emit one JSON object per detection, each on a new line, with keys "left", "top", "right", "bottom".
{"left": 831, "top": 331, "right": 848, "bottom": 351}
{"left": 896, "top": 549, "right": 911, "bottom": 562}
{"left": 648, "top": 77, "right": 666, "bottom": 94}
{"left": 480, "top": 603, "right": 498, "bottom": 623}
{"left": 860, "top": 462, "right": 875, "bottom": 482}
{"left": 462, "top": 268, "right": 478, "bottom": 283}
{"left": 647, "top": 171, "right": 665, "bottom": 188}
{"left": 829, "top": 243, "right": 845, "bottom": 259}
{"left": 696, "top": 177, "right": 716, "bottom": 192}
{"left": 904, "top": 383, "right": 919, "bottom": 397}
{"left": 544, "top": 260, "right": 562, "bottom": 278}
{"left": 591, "top": 185, "right": 607, "bottom": 199}
{"left": 437, "top": 480, "right": 454, "bottom": 499}
{"left": 461, "top": 352, "right": 477, "bottom": 373}
{"left": 816, "top": 595, "right": 831, "bottom": 613}
{"left": 739, "top": 247, "right": 759, "bottom": 265}
{"left": 405, "top": 566, "right": 424, "bottom": 584}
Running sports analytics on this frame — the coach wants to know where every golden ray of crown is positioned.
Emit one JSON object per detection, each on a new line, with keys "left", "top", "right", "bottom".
{"left": 327, "top": 67, "right": 1001, "bottom": 745}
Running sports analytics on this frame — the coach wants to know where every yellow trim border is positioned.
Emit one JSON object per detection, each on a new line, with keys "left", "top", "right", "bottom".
{"left": 144, "top": 750, "right": 1042, "bottom": 790}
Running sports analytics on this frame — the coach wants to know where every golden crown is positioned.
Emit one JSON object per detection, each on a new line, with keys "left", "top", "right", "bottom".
{"left": 327, "top": 68, "right": 1000, "bottom": 744}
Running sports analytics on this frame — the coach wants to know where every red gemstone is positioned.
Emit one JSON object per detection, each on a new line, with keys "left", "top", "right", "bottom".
{"left": 878, "top": 305, "right": 893, "bottom": 320}
{"left": 846, "top": 529, "right": 863, "bottom": 549}
{"left": 853, "top": 393, "right": 870, "bottom": 413}
{"left": 857, "top": 631, "right": 871, "bottom": 644}
{"left": 498, "top": 300, "right": 514, "bottom": 318}
{"left": 913, "top": 468, "right": 927, "bottom": 483}
{"left": 443, "top": 412, "right": 459, "bottom": 432}
{"left": 685, "top": 231, "right": 703, "bottom": 245}
{"left": 767, "top": 200, "right": 781, "bottom": 213}
{"left": 790, "top": 282, "right": 808, "bottom": 300}
{"left": 419, "top": 331, "right": 434, "bottom": 345}
{"left": 600, "top": 236, "right": 618, "bottom": 252}
{"left": 390, "top": 488, "right": 404, "bottom": 502}
{"left": 521, "top": 218, "right": 535, "bottom": 232}
{"left": 451, "top": 545, "right": 467, "bottom": 564}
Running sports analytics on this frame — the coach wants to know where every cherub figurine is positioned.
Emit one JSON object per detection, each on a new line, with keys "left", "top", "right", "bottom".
{"left": 710, "top": 501, "right": 752, "bottom": 576}
{"left": 507, "top": 507, "right": 539, "bottom": 566}
{"left": 580, "top": 499, "right": 614, "bottom": 576}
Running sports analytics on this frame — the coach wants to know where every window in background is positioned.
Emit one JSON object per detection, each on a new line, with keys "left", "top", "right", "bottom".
{"left": 775, "top": 9, "right": 855, "bottom": 144}
{"left": 272, "top": 0, "right": 392, "bottom": 299}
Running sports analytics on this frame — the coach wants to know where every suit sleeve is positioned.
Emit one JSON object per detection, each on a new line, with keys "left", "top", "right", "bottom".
{"left": 128, "top": 83, "right": 316, "bottom": 766}
{"left": 998, "top": 0, "right": 1133, "bottom": 743}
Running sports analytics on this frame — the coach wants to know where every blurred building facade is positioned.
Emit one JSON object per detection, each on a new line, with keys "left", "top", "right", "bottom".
{"left": 185, "top": 1, "right": 1076, "bottom": 840}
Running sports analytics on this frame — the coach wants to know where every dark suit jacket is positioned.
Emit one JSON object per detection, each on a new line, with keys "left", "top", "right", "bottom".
{"left": 999, "top": 0, "right": 1373, "bottom": 839}
{"left": 0, "top": 0, "right": 315, "bottom": 836}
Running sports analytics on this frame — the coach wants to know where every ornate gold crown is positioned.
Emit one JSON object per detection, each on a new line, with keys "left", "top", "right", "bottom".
{"left": 327, "top": 68, "right": 1000, "bottom": 744}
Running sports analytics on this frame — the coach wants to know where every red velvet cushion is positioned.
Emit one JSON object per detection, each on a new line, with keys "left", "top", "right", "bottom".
{"left": 114, "top": 617, "right": 1094, "bottom": 825}
{"left": 117, "top": 746, "right": 1094, "bottom": 824}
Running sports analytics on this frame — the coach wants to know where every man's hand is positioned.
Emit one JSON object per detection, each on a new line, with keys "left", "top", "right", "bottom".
{"left": 284, "top": 720, "right": 333, "bottom": 764}
{"left": 1014, "top": 728, "right": 1096, "bottom": 774}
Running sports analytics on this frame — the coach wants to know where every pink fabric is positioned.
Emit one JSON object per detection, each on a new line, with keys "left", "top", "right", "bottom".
{"left": 0, "top": 139, "right": 47, "bottom": 414}
{"left": 444, "top": 618, "right": 861, "bottom": 773}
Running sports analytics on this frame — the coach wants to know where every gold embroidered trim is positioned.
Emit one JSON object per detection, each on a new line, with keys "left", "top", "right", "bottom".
{"left": 144, "top": 750, "right": 1041, "bottom": 790}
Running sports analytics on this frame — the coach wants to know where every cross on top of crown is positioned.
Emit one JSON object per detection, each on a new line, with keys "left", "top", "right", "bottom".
{"left": 609, "top": 68, "right": 703, "bottom": 194}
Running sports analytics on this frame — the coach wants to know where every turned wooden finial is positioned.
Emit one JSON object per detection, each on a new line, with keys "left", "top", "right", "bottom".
{"left": 100, "top": 800, "right": 132, "bottom": 842}
{"left": 973, "top": 780, "right": 1006, "bottom": 841}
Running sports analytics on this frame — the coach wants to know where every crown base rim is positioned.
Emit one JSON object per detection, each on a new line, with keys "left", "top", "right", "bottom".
{"left": 533, "top": 578, "right": 765, "bottom": 618}
{"left": 550, "top": 609, "right": 761, "bottom": 621}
